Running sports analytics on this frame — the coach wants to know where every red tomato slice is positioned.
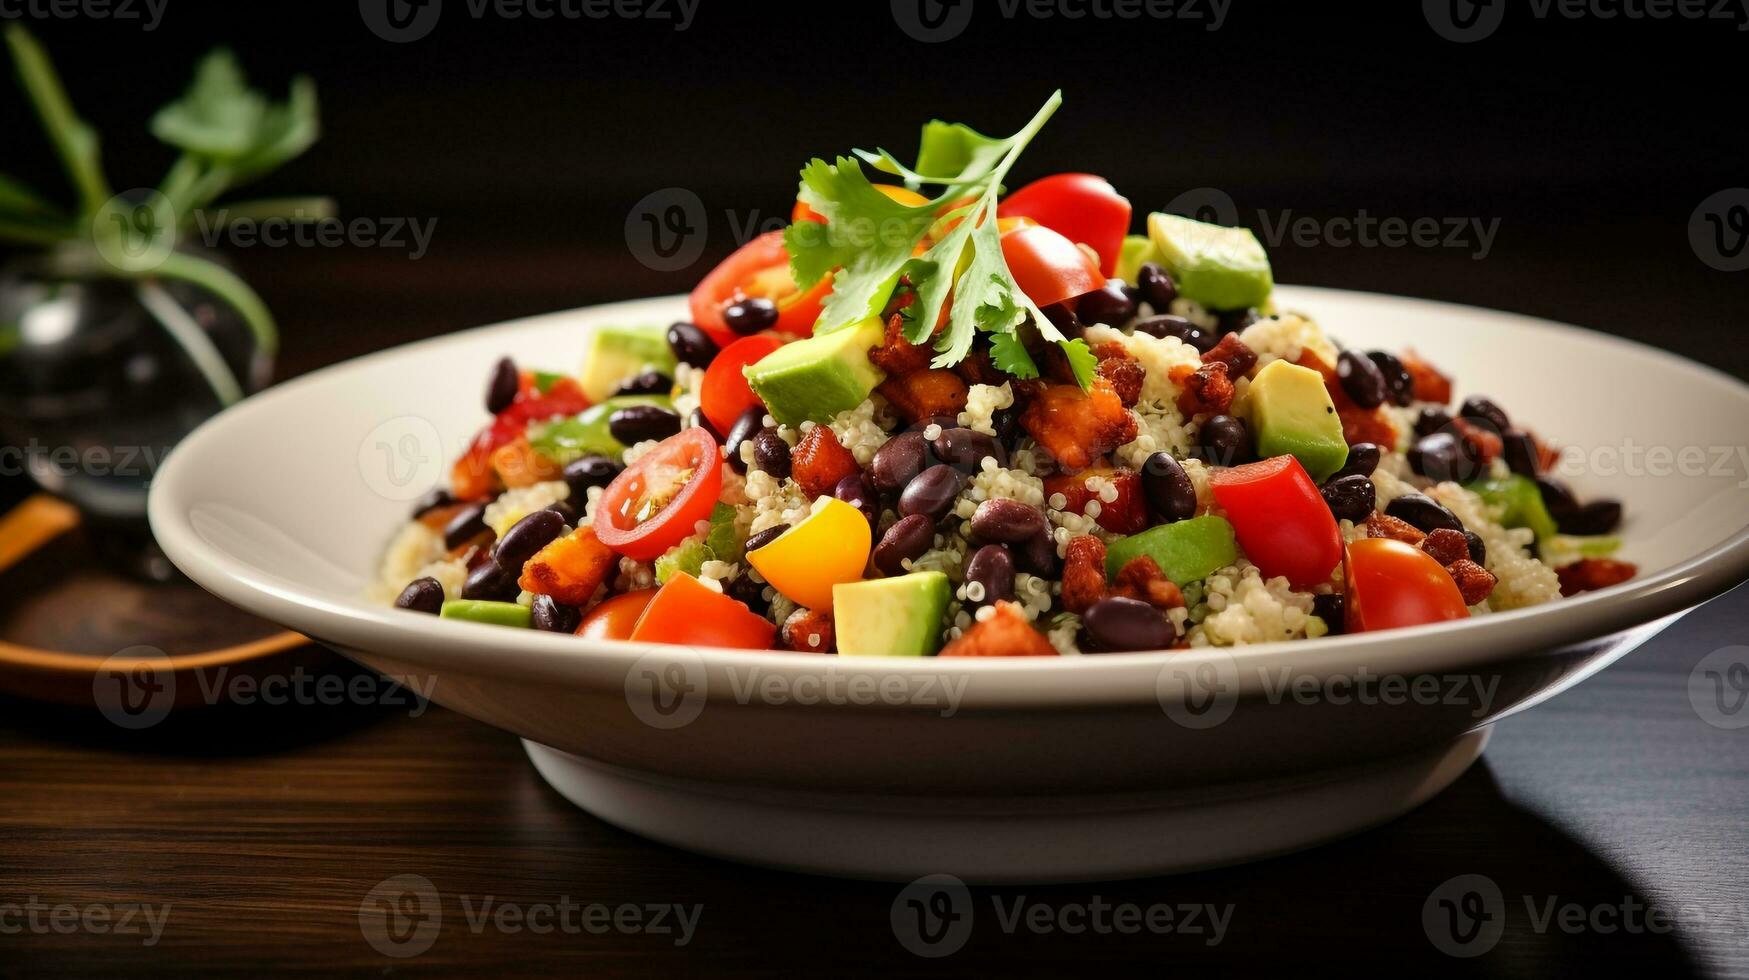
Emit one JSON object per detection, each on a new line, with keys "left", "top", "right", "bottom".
{"left": 1208, "top": 455, "right": 1343, "bottom": 589}
{"left": 700, "top": 334, "right": 784, "bottom": 435}
{"left": 576, "top": 588, "right": 658, "bottom": 641}
{"left": 629, "top": 573, "right": 777, "bottom": 649}
{"left": 1344, "top": 538, "right": 1470, "bottom": 632}
{"left": 998, "top": 173, "right": 1133, "bottom": 277}
{"left": 451, "top": 373, "right": 591, "bottom": 500}
{"left": 593, "top": 428, "right": 724, "bottom": 560}
{"left": 999, "top": 223, "right": 1107, "bottom": 310}
{"left": 689, "top": 232, "right": 824, "bottom": 345}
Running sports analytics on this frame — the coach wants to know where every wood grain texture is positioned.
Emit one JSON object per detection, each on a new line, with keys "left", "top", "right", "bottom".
{"left": 1, "top": 586, "right": 1745, "bottom": 978}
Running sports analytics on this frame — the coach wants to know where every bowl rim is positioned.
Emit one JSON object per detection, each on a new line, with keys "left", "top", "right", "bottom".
{"left": 148, "top": 286, "right": 1749, "bottom": 707}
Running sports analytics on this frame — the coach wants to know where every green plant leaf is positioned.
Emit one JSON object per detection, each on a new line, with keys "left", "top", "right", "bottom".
{"left": 0, "top": 171, "right": 62, "bottom": 220}
{"left": 150, "top": 48, "right": 318, "bottom": 202}
{"left": 4, "top": 25, "right": 110, "bottom": 217}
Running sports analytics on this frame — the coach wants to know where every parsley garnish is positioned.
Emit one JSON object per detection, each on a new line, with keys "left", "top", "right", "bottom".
{"left": 785, "top": 92, "right": 1095, "bottom": 389}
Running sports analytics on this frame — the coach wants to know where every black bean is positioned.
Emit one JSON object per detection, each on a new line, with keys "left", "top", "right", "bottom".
{"left": 1321, "top": 474, "right": 1377, "bottom": 523}
{"left": 495, "top": 509, "right": 566, "bottom": 571}
{"left": 1414, "top": 407, "right": 1453, "bottom": 438}
{"left": 725, "top": 571, "right": 771, "bottom": 615}
{"left": 752, "top": 428, "right": 791, "bottom": 479}
{"left": 1459, "top": 396, "right": 1511, "bottom": 434}
{"left": 871, "top": 431, "right": 931, "bottom": 494}
{"left": 608, "top": 404, "right": 682, "bottom": 445}
{"left": 615, "top": 371, "right": 672, "bottom": 396}
{"left": 1407, "top": 432, "right": 1481, "bottom": 483}
{"left": 990, "top": 405, "right": 1021, "bottom": 448}
{"left": 1198, "top": 414, "right": 1254, "bottom": 467}
{"left": 1311, "top": 593, "right": 1344, "bottom": 634}
{"left": 1076, "top": 281, "right": 1137, "bottom": 327}
{"left": 1337, "top": 350, "right": 1389, "bottom": 409}
{"left": 543, "top": 500, "right": 578, "bottom": 525}
{"left": 722, "top": 296, "right": 779, "bottom": 336}
{"left": 666, "top": 321, "right": 719, "bottom": 369}
{"left": 1464, "top": 531, "right": 1487, "bottom": 566}
{"left": 931, "top": 427, "right": 1006, "bottom": 473}
{"left": 723, "top": 407, "right": 765, "bottom": 475}
{"left": 689, "top": 407, "right": 721, "bottom": 441}
{"left": 834, "top": 472, "right": 879, "bottom": 525}
{"left": 898, "top": 464, "right": 963, "bottom": 522}
{"left": 443, "top": 503, "right": 490, "bottom": 550}
{"left": 394, "top": 577, "right": 445, "bottom": 615}
{"left": 530, "top": 594, "right": 581, "bottom": 633}
{"left": 1330, "top": 442, "right": 1382, "bottom": 482}
{"left": 486, "top": 356, "right": 519, "bottom": 414}
{"left": 969, "top": 498, "right": 1046, "bottom": 544}
{"left": 462, "top": 560, "right": 520, "bottom": 601}
{"left": 411, "top": 487, "right": 456, "bottom": 519}
{"left": 1558, "top": 499, "right": 1623, "bottom": 536}
{"left": 1386, "top": 493, "right": 1464, "bottom": 533}
{"left": 1038, "top": 301, "right": 1082, "bottom": 340}
{"left": 1016, "top": 529, "right": 1059, "bottom": 577}
{"left": 1134, "top": 315, "right": 1214, "bottom": 354}
{"left": 1141, "top": 452, "right": 1197, "bottom": 523}
{"left": 1367, "top": 351, "right": 1416, "bottom": 407}
{"left": 1083, "top": 596, "right": 1175, "bottom": 652}
{"left": 1216, "top": 308, "right": 1258, "bottom": 335}
{"left": 1536, "top": 477, "right": 1580, "bottom": 522}
{"left": 1136, "top": 262, "right": 1177, "bottom": 311}
{"left": 563, "top": 455, "right": 621, "bottom": 501}
{"left": 744, "top": 524, "right": 789, "bottom": 554}
{"left": 964, "top": 544, "right": 1015, "bottom": 606}
{"left": 872, "top": 514, "right": 935, "bottom": 577}
{"left": 1502, "top": 429, "right": 1540, "bottom": 478}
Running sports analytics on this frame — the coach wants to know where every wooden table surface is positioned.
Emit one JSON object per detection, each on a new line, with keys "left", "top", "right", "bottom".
{"left": 1, "top": 580, "right": 1744, "bottom": 977}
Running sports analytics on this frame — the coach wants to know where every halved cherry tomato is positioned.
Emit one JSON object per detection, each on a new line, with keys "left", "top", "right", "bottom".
{"left": 576, "top": 588, "right": 658, "bottom": 641}
{"left": 688, "top": 231, "right": 829, "bottom": 345}
{"left": 1208, "top": 455, "right": 1343, "bottom": 589}
{"left": 997, "top": 173, "right": 1132, "bottom": 277}
{"left": 999, "top": 223, "right": 1107, "bottom": 310}
{"left": 700, "top": 334, "right": 784, "bottom": 434}
{"left": 451, "top": 373, "right": 590, "bottom": 500}
{"left": 1344, "top": 538, "right": 1470, "bottom": 632}
{"left": 629, "top": 573, "right": 777, "bottom": 649}
{"left": 593, "top": 428, "right": 723, "bottom": 561}
{"left": 791, "top": 184, "right": 932, "bottom": 225}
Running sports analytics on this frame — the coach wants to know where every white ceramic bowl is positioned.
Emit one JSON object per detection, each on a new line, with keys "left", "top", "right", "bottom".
{"left": 149, "top": 287, "right": 1749, "bottom": 882}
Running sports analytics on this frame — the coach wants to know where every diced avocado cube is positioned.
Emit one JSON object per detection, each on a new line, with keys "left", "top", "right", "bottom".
{"left": 440, "top": 600, "right": 533, "bottom": 628}
{"left": 1104, "top": 515, "right": 1237, "bottom": 586}
{"left": 527, "top": 395, "right": 671, "bottom": 463}
{"left": 1467, "top": 474, "right": 1559, "bottom": 543}
{"left": 743, "top": 317, "right": 886, "bottom": 427}
{"left": 1114, "top": 234, "right": 1160, "bottom": 283}
{"left": 580, "top": 325, "right": 676, "bottom": 403}
{"left": 1247, "top": 360, "right": 1348, "bottom": 483}
{"left": 832, "top": 571, "right": 951, "bottom": 656}
{"left": 1147, "top": 212, "right": 1274, "bottom": 311}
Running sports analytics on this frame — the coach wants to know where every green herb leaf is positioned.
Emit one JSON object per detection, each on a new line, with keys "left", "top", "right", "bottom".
{"left": 704, "top": 503, "right": 745, "bottom": 565}
{"left": 784, "top": 156, "right": 935, "bottom": 334}
{"left": 1058, "top": 338, "right": 1099, "bottom": 390}
{"left": 988, "top": 331, "right": 1039, "bottom": 379}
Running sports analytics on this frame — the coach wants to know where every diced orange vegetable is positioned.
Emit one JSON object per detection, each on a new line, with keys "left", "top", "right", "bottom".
{"left": 1401, "top": 350, "right": 1453, "bottom": 405}
{"left": 491, "top": 436, "right": 564, "bottom": 488}
{"left": 879, "top": 369, "right": 969, "bottom": 424}
{"left": 939, "top": 601, "right": 1059, "bottom": 657}
{"left": 1018, "top": 379, "right": 1137, "bottom": 474}
{"left": 791, "top": 426, "right": 861, "bottom": 499}
{"left": 519, "top": 526, "right": 618, "bottom": 605}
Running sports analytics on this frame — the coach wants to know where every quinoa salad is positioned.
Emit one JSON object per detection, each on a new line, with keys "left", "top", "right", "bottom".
{"left": 373, "top": 94, "right": 1635, "bottom": 655}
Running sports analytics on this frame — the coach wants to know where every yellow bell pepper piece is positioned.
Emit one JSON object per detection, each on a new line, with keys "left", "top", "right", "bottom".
{"left": 745, "top": 498, "right": 871, "bottom": 611}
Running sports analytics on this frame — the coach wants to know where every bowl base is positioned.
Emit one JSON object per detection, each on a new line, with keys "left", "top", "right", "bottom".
{"left": 524, "top": 726, "right": 1490, "bottom": 884}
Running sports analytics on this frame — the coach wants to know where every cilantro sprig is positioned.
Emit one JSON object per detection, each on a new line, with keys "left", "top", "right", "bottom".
{"left": 784, "top": 92, "right": 1097, "bottom": 389}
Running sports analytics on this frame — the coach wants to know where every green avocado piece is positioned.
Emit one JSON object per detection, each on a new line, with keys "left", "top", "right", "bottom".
{"left": 1467, "top": 474, "right": 1559, "bottom": 543}
{"left": 1147, "top": 212, "right": 1274, "bottom": 311}
{"left": 744, "top": 316, "right": 887, "bottom": 427}
{"left": 1105, "top": 515, "right": 1238, "bottom": 586}
{"left": 440, "top": 600, "right": 533, "bottom": 628}
{"left": 1248, "top": 360, "right": 1348, "bottom": 483}
{"left": 528, "top": 395, "right": 671, "bottom": 463}
{"left": 1114, "top": 234, "right": 1160, "bottom": 284}
{"left": 832, "top": 571, "right": 951, "bottom": 656}
{"left": 580, "top": 324, "right": 677, "bottom": 403}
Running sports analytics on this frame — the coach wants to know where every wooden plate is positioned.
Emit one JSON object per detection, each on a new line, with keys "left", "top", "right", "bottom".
{"left": 0, "top": 494, "right": 316, "bottom": 707}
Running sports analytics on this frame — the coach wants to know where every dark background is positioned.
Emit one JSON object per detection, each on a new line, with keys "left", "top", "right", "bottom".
{"left": 3, "top": 1, "right": 1747, "bottom": 977}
